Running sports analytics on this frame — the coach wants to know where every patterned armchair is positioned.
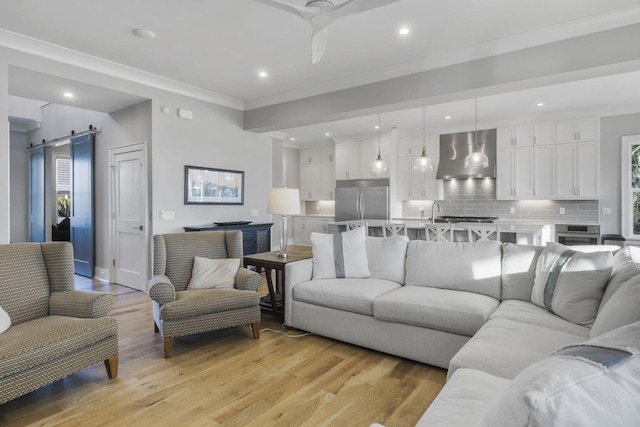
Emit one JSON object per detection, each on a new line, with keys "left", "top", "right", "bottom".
{"left": 0, "top": 242, "right": 118, "bottom": 405}
{"left": 149, "top": 231, "right": 262, "bottom": 358}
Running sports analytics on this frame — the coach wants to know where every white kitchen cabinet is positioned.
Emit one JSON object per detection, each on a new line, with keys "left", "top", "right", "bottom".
{"left": 396, "top": 155, "right": 442, "bottom": 200}
{"left": 533, "top": 122, "right": 555, "bottom": 145}
{"left": 396, "top": 135, "right": 438, "bottom": 157}
{"left": 532, "top": 145, "right": 555, "bottom": 198}
{"left": 293, "top": 216, "right": 333, "bottom": 245}
{"left": 555, "top": 141, "right": 599, "bottom": 199}
{"left": 362, "top": 139, "right": 391, "bottom": 178}
{"left": 556, "top": 118, "right": 599, "bottom": 143}
{"left": 334, "top": 142, "right": 363, "bottom": 180}
{"left": 299, "top": 145, "right": 334, "bottom": 164}
{"left": 497, "top": 125, "right": 533, "bottom": 148}
{"left": 299, "top": 162, "right": 335, "bottom": 201}
{"left": 496, "top": 147, "right": 533, "bottom": 199}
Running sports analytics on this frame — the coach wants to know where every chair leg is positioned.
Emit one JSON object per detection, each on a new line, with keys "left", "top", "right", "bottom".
{"left": 104, "top": 354, "right": 118, "bottom": 379}
{"left": 154, "top": 322, "right": 159, "bottom": 333}
{"left": 251, "top": 321, "right": 260, "bottom": 339}
{"left": 163, "top": 337, "right": 173, "bottom": 358}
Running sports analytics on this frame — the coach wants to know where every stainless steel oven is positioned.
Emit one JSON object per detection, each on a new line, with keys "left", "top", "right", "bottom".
{"left": 555, "top": 224, "right": 601, "bottom": 246}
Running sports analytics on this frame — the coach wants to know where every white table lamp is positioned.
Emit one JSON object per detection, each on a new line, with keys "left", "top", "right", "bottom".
{"left": 267, "top": 187, "right": 301, "bottom": 257}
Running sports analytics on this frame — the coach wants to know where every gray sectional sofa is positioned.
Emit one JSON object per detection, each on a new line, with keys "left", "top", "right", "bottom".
{"left": 284, "top": 235, "right": 640, "bottom": 425}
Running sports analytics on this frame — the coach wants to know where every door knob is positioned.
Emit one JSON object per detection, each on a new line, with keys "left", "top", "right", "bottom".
{"left": 134, "top": 225, "right": 143, "bottom": 230}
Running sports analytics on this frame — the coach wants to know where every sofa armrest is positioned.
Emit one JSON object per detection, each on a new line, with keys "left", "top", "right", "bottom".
{"left": 235, "top": 267, "right": 261, "bottom": 292}
{"left": 148, "top": 275, "right": 176, "bottom": 305}
{"left": 285, "top": 258, "right": 313, "bottom": 288}
{"left": 49, "top": 291, "right": 115, "bottom": 318}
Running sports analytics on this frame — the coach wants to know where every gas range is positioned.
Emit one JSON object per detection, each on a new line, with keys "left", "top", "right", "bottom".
{"left": 434, "top": 215, "right": 499, "bottom": 224}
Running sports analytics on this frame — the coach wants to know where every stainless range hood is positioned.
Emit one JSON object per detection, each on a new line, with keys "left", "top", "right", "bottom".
{"left": 436, "top": 129, "right": 497, "bottom": 179}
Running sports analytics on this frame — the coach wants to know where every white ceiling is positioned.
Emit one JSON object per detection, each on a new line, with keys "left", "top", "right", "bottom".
{"left": 2, "top": 0, "right": 640, "bottom": 140}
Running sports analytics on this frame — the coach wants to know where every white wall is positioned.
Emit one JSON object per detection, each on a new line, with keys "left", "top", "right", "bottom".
{"left": 600, "top": 113, "right": 640, "bottom": 235}
{"left": 9, "top": 130, "right": 28, "bottom": 242}
{"left": 0, "top": 63, "right": 9, "bottom": 243}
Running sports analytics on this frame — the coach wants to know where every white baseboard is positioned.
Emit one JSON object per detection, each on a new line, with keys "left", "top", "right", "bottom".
{"left": 94, "top": 267, "right": 110, "bottom": 282}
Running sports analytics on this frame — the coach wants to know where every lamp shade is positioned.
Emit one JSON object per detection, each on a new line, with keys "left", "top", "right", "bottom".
{"left": 267, "top": 188, "right": 301, "bottom": 215}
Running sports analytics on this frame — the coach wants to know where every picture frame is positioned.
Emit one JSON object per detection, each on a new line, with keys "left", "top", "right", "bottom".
{"left": 184, "top": 165, "right": 244, "bottom": 205}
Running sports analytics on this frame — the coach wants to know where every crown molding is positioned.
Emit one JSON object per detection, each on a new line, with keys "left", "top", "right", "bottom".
{"left": 0, "top": 28, "right": 244, "bottom": 111}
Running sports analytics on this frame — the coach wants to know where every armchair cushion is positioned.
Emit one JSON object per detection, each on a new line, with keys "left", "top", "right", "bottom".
{"left": 159, "top": 289, "right": 260, "bottom": 320}
{"left": 187, "top": 257, "right": 239, "bottom": 290}
{"left": 235, "top": 267, "right": 261, "bottom": 292}
{"left": 149, "top": 275, "right": 176, "bottom": 305}
{"left": 0, "top": 316, "right": 118, "bottom": 379}
{"left": 49, "top": 291, "right": 115, "bottom": 318}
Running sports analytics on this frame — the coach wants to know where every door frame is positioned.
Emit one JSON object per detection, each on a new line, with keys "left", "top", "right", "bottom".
{"left": 109, "top": 141, "right": 150, "bottom": 288}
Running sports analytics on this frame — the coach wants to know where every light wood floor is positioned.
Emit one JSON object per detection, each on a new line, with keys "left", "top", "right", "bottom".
{"left": 0, "top": 273, "right": 446, "bottom": 427}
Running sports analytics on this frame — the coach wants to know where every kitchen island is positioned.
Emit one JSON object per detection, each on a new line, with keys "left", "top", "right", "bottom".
{"left": 329, "top": 219, "right": 550, "bottom": 245}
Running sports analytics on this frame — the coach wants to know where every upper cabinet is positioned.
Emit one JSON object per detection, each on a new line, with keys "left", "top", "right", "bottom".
{"left": 496, "top": 116, "right": 600, "bottom": 200}
{"left": 396, "top": 135, "right": 443, "bottom": 201}
{"left": 335, "top": 139, "right": 390, "bottom": 180}
{"left": 299, "top": 146, "right": 335, "bottom": 201}
{"left": 556, "top": 118, "right": 599, "bottom": 144}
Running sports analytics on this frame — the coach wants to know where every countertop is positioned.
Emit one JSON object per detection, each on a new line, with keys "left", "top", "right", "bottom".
{"left": 331, "top": 219, "right": 546, "bottom": 234}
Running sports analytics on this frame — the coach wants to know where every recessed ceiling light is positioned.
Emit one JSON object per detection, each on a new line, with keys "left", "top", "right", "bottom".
{"left": 290, "top": 137, "right": 296, "bottom": 141}
{"left": 374, "top": 125, "right": 380, "bottom": 129}
{"left": 325, "top": 132, "right": 331, "bottom": 136}
{"left": 132, "top": 28, "right": 156, "bottom": 40}
{"left": 258, "top": 71, "right": 268, "bottom": 78}
{"left": 536, "top": 102, "right": 544, "bottom": 107}
{"left": 398, "top": 27, "right": 410, "bottom": 35}
{"left": 63, "top": 92, "right": 74, "bottom": 98}
{"left": 445, "top": 116, "right": 452, "bottom": 120}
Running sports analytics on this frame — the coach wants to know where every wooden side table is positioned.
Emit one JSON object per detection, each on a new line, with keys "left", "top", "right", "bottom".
{"left": 243, "top": 250, "right": 312, "bottom": 320}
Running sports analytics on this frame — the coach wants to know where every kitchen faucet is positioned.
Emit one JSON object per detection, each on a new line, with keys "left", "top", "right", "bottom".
{"left": 431, "top": 202, "right": 441, "bottom": 224}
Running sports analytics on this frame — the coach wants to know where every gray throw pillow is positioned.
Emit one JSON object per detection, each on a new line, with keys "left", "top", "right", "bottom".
{"left": 591, "top": 274, "right": 640, "bottom": 337}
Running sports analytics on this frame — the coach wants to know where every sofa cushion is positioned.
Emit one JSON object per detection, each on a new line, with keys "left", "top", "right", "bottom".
{"left": 365, "top": 236, "right": 409, "bottom": 284}
{"left": 293, "top": 278, "right": 400, "bottom": 316}
{"left": 478, "top": 321, "right": 640, "bottom": 427}
{"left": 187, "top": 257, "right": 239, "bottom": 290}
{"left": 599, "top": 245, "right": 640, "bottom": 312}
{"left": 311, "top": 227, "right": 370, "bottom": 280}
{"left": 448, "top": 318, "right": 586, "bottom": 380}
{"left": 0, "top": 315, "right": 117, "bottom": 379}
{"left": 490, "top": 300, "right": 590, "bottom": 338}
{"left": 416, "top": 368, "right": 510, "bottom": 427}
{"left": 160, "top": 288, "right": 259, "bottom": 320}
{"left": 405, "top": 241, "right": 502, "bottom": 299}
{"left": 373, "top": 287, "right": 499, "bottom": 336}
{"left": 591, "top": 274, "right": 640, "bottom": 337}
{"left": 532, "top": 242, "right": 612, "bottom": 326}
{"left": 500, "top": 243, "right": 542, "bottom": 302}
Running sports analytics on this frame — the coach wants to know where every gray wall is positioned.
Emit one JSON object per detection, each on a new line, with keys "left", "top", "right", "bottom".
{"left": 600, "top": 113, "right": 640, "bottom": 235}
{"left": 9, "top": 130, "right": 28, "bottom": 242}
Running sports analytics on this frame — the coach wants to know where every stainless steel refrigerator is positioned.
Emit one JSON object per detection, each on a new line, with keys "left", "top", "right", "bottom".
{"left": 335, "top": 178, "right": 390, "bottom": 221}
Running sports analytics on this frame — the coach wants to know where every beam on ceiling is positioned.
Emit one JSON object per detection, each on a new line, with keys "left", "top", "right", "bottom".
{"left": 244, "top": 22, "right": 640, "bottom": 132}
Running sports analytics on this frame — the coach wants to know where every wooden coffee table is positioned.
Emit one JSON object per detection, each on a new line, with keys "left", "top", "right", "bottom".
{"left": 243, "top": 248, "right": 312, "bottom": 320}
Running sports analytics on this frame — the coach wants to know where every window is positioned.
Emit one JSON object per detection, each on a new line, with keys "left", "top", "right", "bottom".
{"left": 55, "top": 156, "right": 71, "bottom": 220}
{"left": 621, "top": 135, "right": 640, "bottom": 239}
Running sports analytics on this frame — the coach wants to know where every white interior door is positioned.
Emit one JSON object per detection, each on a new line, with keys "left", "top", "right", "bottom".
{"left": 110, "top": 142, "right": 148, "bottom": 292}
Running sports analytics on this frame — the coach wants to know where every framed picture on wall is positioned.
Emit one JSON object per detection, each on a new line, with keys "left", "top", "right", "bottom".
{"left": 184, "top": 165, "right": 244, "bottom": 205}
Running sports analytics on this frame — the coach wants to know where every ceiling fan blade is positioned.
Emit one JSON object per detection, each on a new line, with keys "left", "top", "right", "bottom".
{"left": 311, "top": 26, "right": 328, "bottom": 64}
{"left": 330, "top": 0, "right": 403, "bottom": 19}
{"left": 251, "top": 0, "right": 314, "bottom": 20}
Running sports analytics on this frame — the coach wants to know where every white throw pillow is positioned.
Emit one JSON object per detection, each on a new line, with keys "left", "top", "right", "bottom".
{"left": 531, "top": 242, "right": 612, "bottom": 326}
{"left": 479, "top": 321, "right": 640, "bottom": 427}
{"left": 591, "top": 274, "right": 640, "bottom": 337}
{"left": 0, "top": 306, "right": 10, "bottom": 334}
{"left": 311, "top": 226, "right": 370, "bottom": 280}
{"left": 599, "top": 245, "right": 640, "bottom": 312}
{"left": 187, "top": 257, "right": 239, "bottom": 289}
{"left": 365, "top": 235, "right": 409, "bottom": 284}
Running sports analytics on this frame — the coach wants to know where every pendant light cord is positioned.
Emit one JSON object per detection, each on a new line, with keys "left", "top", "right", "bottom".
{"left": 474, "top": 98, "right": 478, "bottom": 150}
{"left": 378, "top": 114, "right": 381, "bottom": 156}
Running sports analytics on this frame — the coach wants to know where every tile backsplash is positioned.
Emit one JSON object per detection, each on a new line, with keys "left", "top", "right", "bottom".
{"left": 303, "top": 201, "right": 336, "bottom": 216}
{"left": 402, "top": 179, "right": 599, "bottom": 223}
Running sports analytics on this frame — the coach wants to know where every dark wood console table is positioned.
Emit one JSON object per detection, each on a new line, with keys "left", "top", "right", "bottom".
{"left": 183, "top": 222, "right": 273, "bottom": 255}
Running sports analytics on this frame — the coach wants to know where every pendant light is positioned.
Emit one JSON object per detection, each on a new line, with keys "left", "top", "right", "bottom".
{"left": 464, "top": 98, "right": 489, "bottom": 169}
{"left": 370, "top": 114, "right": 387, "bottom": 176}
{"left": 414, "top": 106, "right": 436, "bottom": 172}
